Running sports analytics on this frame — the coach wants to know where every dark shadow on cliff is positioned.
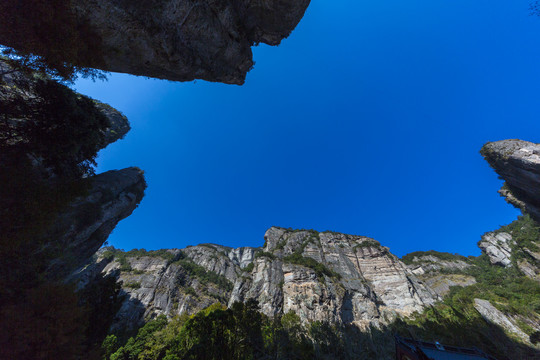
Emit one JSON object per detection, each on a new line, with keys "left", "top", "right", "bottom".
{"left": 389, "top": 315, "right": 540, "bottom": 360}
{"left": 0, "top": 60, "right": 144, "bottom": 359}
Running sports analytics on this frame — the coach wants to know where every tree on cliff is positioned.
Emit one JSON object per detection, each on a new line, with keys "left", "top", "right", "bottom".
{"left": 0, "top": 0, "right": 105, "bottom": 82}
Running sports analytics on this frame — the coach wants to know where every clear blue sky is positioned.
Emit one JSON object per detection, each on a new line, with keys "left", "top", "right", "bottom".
{"left": 74, "top": 0, "right": 540, "bottom": 257}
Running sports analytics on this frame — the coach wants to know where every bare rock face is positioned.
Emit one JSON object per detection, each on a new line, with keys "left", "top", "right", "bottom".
{"left": 70, "top": 0, "right": 311, "bottom": 84}
{"left": 402, "top": 253, "right": 475, "bottom": 297}
{"left": 79, "top": 244, "right": 256, "bottom": 331}
{"left": 83, "top": 228, "right": 438, "bottom": 332}
{"left": 478, "top": 232, "right": 514, "bottom": 267}
{"left": 481, "top": 139, "right": 540, "bottom": 223}
{"left": 406, "top": 255, "right": 472, "bottom": 275}
{"left": 474, "top": 299, "right": 531, "bottom": 343}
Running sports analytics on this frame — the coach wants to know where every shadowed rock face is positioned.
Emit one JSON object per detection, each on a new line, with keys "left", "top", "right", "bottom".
{"left": 481, "top": 139, "right": 540, "bottom": 223}
{"left": 45, "top": 167, "right": 146, "bottom": 278}
{"left": 0, "top": 59, "right": 130, "bottom": 154}
{"left": 71, "top": 0, "right": 311, "bottom": 84}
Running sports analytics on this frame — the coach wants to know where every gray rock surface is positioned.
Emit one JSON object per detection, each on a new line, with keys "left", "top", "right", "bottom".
{"left": 70, "top": 0, "right": 311, "bottom": 84}
{"left": 81, "top": 228, "right": 439, "bottom": 332}
{"left": 407, "top": 255, "right": 472, "bottom": 275}
{"left": 478, "top": 232, "right": 514, "bottom": 267}
{"left": 422, "top": 274, "right": 476, "bottom": 298}
{"left": 481, "top": 139, "right": 540, "bottom": 223}
{"left": 403, "top": 253, "right": 475, "bottom": 297}
{"left": 474, "top": 299, "right": 530, "bottom": 343}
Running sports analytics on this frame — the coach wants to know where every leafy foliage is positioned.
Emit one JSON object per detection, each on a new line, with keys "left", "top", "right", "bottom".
{"left": 254, "top": 251, "right": 277, "bottom": 260}
{"left": 173, "top": 258, "right": 233, "bottom": 292}
{"left": 283, "top": 253, "right": 341, "bottom": 280}
{"left": 0, "top": 60, "right": 117, "bottom": 359}
{"left": 493, "top": 214, "right": 540, "bottom": 264}
{"left": 243, "top": 262, "right": 255, "bottom": 272}
{"left": 124, "top": 282, "right": 142, "bottom": 290}
{"left": 105, "top": 301, "right": 349, "bottom": 360}
{"left": 0, "top": 0, "right": 106, "bottom": 82}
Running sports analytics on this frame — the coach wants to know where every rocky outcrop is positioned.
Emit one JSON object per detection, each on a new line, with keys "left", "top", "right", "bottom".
{"left": 46, "top": 167, "right": 146, "bottom": 278}
{"left": 0, "top": 59, "right": 130, "bottom": 152}
{"left": 79, "top": 228, "right": 438, "bottom": 332}
{"left": 406, "top": 254, "right": 472, "bottom": 275}
{"left": 402, "top": 252, "right": 475, "bottom": 297}
{"left": 477, "top": 220, "right": 539, "bottom": 281}
{"left": 67, "top": 0, "right": 311, "bottom": 84}
{"left": 479, "top": 232, "right": 514, "bottom": 267}
{"left": 423, "top": 274, "right": 476, "bottom": 298}
{"left": 481, "top": 139, "right": 540, "bottom": 223}
{"left": 474, "top": 299, "right": 531, "bottom": 343}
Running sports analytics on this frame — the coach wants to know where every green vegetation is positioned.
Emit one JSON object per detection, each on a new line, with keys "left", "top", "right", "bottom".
{"left": 394, "top": 216, "right": 540, "bottom": 359}
{"left": 184, "top": 287, "right": 198, "bottom": 298}
{"left": 0, "top": 60, "right": 120, "bottom": 360}
{"left": 493, "top": 214, "right": 540, "bottom": 264}
{"left": 0, "top": 0, "right": 106, "bottom": 82}
{"left": 173, "top": 258, "right": 233, "bottom": 292}
{"left": 395, "top": 250, "right": 540, "bottom": 358}
{"left": 124, "top": 282, "right": 141, "bottom": 290}
{"left": 275, "top": 240, "right": 287, "bottom": 250}
{"left": 255, "top": 251, "right": 277, "bottom": 260}
{"left": 104, "top": 301, "right": 347, "bottom": 360}
{"left": 243, "top": 262, "right": 254, "bottom": 273}
{"left": 283, "top": 253, "right": 341, "bottom": 281}
{"left": 279, "top": 232, "right": 340, "bottom": 281}
{"left": 401, "top": 250, "right": 471, "bottom": 265}
{"left": 353, "top": 239, "right": 383, "bottom": 251}
{"left": 102, "top": 248, "right": 177, "bottom": 272}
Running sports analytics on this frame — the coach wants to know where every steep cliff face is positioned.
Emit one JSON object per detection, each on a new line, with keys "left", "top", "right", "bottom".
{"left": 68, "top": 0, "right": 310, "bottom": 84}
{"left": 481, "top": 139, "right": 540, "bottom": 223}
{"left": 402, "top": 252, "right": 476, "bottom": 297}
{"left": 79, "top": 228, "right": 438, "bottom": 333}
{"left": 1, "top": 59, "right": 145, "bottom": 278}
{"left": 47, "top": 167, "right": 146, "bottom": 278}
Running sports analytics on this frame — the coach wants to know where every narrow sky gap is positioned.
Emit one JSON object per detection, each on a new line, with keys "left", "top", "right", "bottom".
{"left": 75, "top": 0, "right": 539, "bottom": 257}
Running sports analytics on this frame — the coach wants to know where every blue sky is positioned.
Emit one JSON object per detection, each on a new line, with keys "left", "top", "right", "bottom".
{"left": 75, "top": 0, "right": 540, "bottom": 257}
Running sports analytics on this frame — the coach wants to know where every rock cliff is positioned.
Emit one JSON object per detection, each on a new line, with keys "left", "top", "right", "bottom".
{"left": 47, "top": 167, "right": 146, "bottom": 278}
{"left": 402, "top": 252, "right": 476, "bottom": 297}
{"left": 69, "top": 0, "right": 310, "bottom": 84}
{"left": 77, "top": 228, "right": 438, "bottom": 333}
{"left": 478, "top": 222, "right": 540, "bottom": 282}
{"left": 481, "top": 139, "right": 540, "bottom": 223}
{"left": 0, "top": 0, "right": 309, "bottom": 85}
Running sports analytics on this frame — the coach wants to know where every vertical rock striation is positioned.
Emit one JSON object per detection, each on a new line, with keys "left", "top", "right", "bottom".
{"left": 80, "top": 228, "right": 438, "bottom": 332}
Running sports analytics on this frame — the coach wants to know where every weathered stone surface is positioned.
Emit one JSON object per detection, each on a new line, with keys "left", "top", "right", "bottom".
{"left": 422, "top": 274, "right": 476, "bottom": 297}
{"left": 479, "top": 232, "right": 514, "bottom": 267}
{"left": 83, "top": 228, "right": 439, "bottom": 332}
{"left": 406, "top": 255, "right": 472, "bottom": 275}
{"left": 481, "top": 139, "right": 540, "bottom": 223}
{"left": 45, "top": 167, "right": 146, "bottom": 278}
{"left": 70, "top": 0, "right": 311, "bottom": 84}
{"left": 402, "top": 253, "right": 475, "bottom": 297}
{"left": 474, "top": 299, "right": 530, "bottom": 343}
